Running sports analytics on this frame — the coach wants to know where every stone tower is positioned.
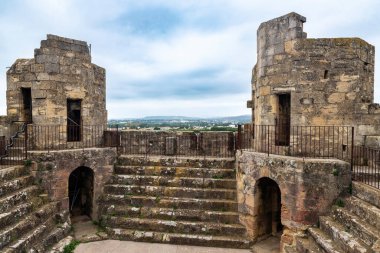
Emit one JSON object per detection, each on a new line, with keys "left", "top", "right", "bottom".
{"left": 248, "top": 13, "right": 380, "bottom": 145}
{"left": 6, "top": 34, "right": 107, "bottom": 127}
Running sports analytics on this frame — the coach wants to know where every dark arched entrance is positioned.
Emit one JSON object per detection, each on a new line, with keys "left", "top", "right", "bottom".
{"left": 255, "top": 177, "right": 283, "bottom": 239}
{"left": 68, "top": 166, "right": 94, "bottom": 218}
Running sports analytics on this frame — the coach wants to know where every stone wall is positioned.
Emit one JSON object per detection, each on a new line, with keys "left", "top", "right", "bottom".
{"left": 6, "top": 34, "right": 107, "bottom": 128}
{"left": 236, "top": 150, "right": 351, "bottom": 250}
{"left": 0, "top": 116, "right": 11, "bottom": 138}
{"left": 28, "top": 147, "right": 117, "bottom": 220}
{"left": 248, "top": 12, "right": 380, "bottom": 146}
{"left": 119, "top": 130, "right": 236, "bottom": 157}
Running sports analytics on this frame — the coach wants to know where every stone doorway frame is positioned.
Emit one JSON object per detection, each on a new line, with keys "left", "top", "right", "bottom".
{"left": 253, "top": 177, "right": 283, "bottom": 240}
{"left": 68, "top": 166, "right": 94, "bottom": 219}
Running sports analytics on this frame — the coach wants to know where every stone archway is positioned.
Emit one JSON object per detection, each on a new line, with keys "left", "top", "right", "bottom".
{"left": 68, "top": 166, "right": 94, "bottom": 219}
{"left": 254, "top": 177, "right": 283, "bottom": 240}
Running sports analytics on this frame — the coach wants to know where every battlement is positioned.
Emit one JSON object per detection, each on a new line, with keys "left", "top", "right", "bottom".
{"left": 37, "top": 34, "right": 89, "bottom": 55}
{"left": 33, "top": 34, "right": 90, "bottom": 65}
{"left": 257, "top": 12, "right": 307, "bottom": 56}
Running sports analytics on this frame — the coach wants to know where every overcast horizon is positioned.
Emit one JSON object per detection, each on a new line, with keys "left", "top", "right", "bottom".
{"left": 0, "top": 0, "right": 379, "bottom": 119}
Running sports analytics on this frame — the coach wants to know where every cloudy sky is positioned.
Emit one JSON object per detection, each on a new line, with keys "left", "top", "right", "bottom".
{"left": 0, "top": 0, "right": 379, "bottom": 119}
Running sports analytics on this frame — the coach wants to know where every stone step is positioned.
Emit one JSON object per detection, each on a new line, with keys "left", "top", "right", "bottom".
{"left": 294, "top": 236, "right": 325, "bottom": 253}
{"left": 106, "top": 227, "right": 250, "bottom": 249}
{"left": 47, "top": 235, "right": 74, "bottom": 253}
{"left": 110, "top": 174, "right": 237, "bottom": 189}
{"left": 114, "top": 165, "right": 236, "bottom": 179}
{"left": 104, "top": 216, "right": 246, "bottom": 237}
{"left": 103, "top": 205, "right": 240, "bottom": 224}
{"left": 345, "top": 196, "right": 380, "bottom": 231}
{"left": 0, "top": 203, "right": 34, "bottom": 229}
{"left": 102, "top": 194, "right": 237, "bottom": 211}
{"left": 0, "top": 185, "right": 39, "bottom": 213}
{"left": 5, "top": 146, "right": 26, "bottom": 156}
{"left": 319, "top": 216, "right": 371, "bottom": 253}
{"left": 0, "top": 175, "right": 34, "bottom": 198}
{"left": 117, "top": 155, "right": 235, "bottom": 169}
{"left": 2, "top": 215, "right": 57, "bottom": 253}
{"left": 332, "top": 206, "right": 379, "bottom": 248}
{"left": 308, "top": 227, "right": 343, "bottom": 253}
{"left": 104, "top": 184, "right": 237, "bottom": 200}
{"left": 352, "top": 182, "right": 380, "bottom": 209}
{"left": 353, "top": 181, "right": 380, "bottom": 189}
{"left": 0, "top": 201, "right": 59, "bottom": 250}
{"left": 0, "top": 166, "right": 29, "bottom": 183}
{"left": 352, "top": 169, "right": 379, "bottom": 187}
{"left": 34, "top": 221, "right": 71, "bottom": 252}
{"left": 284, "top": 246, "right": 297, "bottom": 253}
{"left": 0, "top": 157, "right": 25, "bottom": 165}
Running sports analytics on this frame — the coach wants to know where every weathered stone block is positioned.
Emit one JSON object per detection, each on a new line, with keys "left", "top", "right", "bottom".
{"left": 300, "top": 98, "right": 314, "bottom": 105}
{"left": 31, "top": 64, "right": 44, "bottom": 73}
{"left": 36, "top": 73, "right": 50, "bottom": 81}
{"left": 327, "top": 93, "right": 345, "bottom": 103}
{"left": 259, "top": 86, "right": 271, "bottom": 96}
{"left": 32, "top": 90, "right": 47, "bottom": 99}
{"left": 336, "top": 81, "right": 351, "bottom": 92}
{"left": 45, "top": 63, "right": 60, "bottom": 74}
{"left": 36, "top": 54, "right": 59, "bottom": 64}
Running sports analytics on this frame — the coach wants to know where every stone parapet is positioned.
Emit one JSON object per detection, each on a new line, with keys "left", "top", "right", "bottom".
{"left": 236, "top": 150, "right": 351, "bottom": 248}
{"left": 119, "top": 130, "right": 236, "bottom": 158}
{"left": 28, "top": 147, "right": 117, "bottom": 220}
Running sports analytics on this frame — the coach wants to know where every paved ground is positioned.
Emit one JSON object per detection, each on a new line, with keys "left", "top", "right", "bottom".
{"left": 252, "top": 236, "right": 280, "bottom": 253}
{"left": 75, "top": 240, "right": 252, "bottom": 253}
{"left": 72, "top": 216, "right": 97, "bottom": 238}
{"left": 72, "top": 215, "right": 107, "bottom": 242}
{"left": 72, "top": 215, "right": 279, "bottom": 253}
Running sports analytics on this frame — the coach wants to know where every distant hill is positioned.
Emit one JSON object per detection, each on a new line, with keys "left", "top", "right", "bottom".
{"left": 109, "top": 115, "right": 251, "bottom": 123}
{"left": 209, "top": 115, "right": 251, "bottom": 122}
{"left": 141, "top": 116, "right": 201, "bottom": 121}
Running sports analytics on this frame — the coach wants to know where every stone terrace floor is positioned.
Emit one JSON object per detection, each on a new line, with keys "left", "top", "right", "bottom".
{"left": 75, "top": 240, "right": 251, "bottom": 253}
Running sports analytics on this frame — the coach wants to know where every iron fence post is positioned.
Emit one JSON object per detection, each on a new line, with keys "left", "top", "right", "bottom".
{"left": 24, "top": 124, "right": 28, "bottom": 160}
{"left": 116, "top": 124, "right": 119, "bottom": 154}
{"left": 237, "top": 125, "right": 242, "bottom": 150}
{"left": 267, "top": 126, "right": 270, "bottom": 156}
{"left": 351, "top": 126, "right": 354, "bottom": 171}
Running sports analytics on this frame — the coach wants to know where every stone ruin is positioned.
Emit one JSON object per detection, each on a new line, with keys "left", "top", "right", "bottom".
{"left": 248, "top": 12, "right": 380, "bottom": 147}
{"left": 0, "top": 12, "right": 379, "bottom": 253}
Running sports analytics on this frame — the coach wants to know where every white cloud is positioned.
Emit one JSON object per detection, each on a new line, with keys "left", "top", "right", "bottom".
{"left": 107, "top": 93, "right": 251, "bottom": 119}
{"left": 0, "top": 0, "right": 379, "bottom": 118}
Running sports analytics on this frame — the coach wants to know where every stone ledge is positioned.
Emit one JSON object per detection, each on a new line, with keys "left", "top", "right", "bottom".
{"left": 47, "top": 34, "right": 87, "bottom": 46}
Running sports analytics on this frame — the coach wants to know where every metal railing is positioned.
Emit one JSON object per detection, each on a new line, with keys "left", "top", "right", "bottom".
{"left": 1, "top": 122, "right": 379, "bottom": 189}
{"left": 0, "top": 134, "right": 27, "bottom": 166}
{"left": 237, "top": 124, "right": 354, "bottom": 162}
{"left": 352, "top": 146, "right": 380, "bottom": 189}
{"left": 26, "top": 124, "right": 107, "bottom": 151}
{"left": 0, "top": 123, "right": 27, "bottom": 166}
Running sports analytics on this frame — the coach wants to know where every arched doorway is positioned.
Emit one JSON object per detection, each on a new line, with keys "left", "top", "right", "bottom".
{"left": 68, "top": 166, "right": 94, "bottom": 218}
{"left": 255, "top": 177, "right": 283, "bottom": 239}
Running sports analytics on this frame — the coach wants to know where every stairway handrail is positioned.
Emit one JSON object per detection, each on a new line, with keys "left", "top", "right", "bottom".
{"left": 0, "top": 122, "right": 27, "bottom": 163}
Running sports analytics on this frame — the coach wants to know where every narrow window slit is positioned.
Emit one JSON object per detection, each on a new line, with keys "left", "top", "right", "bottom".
{"left": 324, "top": 70, "right": 329, "bottom": 79}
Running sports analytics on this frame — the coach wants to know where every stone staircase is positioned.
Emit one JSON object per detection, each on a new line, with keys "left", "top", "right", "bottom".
{"left": 285, "top": 182, "right": 380, "bottom": 253}
{"left": 0, "top": 165, "right": 72, "bottom": 252}
{"left": 100, "top": 155, "right": 251, "bottom": 248}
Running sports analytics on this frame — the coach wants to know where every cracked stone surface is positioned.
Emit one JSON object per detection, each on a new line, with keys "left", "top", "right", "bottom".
{"left": 75, "top": 240, "right": 251, "bottom": 253}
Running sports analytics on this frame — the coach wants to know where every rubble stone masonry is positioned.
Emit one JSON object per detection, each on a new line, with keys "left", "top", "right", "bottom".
{"left": 6, "top": 34, "right": 107, "bottom": 127}
{"left": 248, "top": 13, "right": 380, "bottom": 147}
{"left": 236, "top": 150, "right": 351, "bottom": 249}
